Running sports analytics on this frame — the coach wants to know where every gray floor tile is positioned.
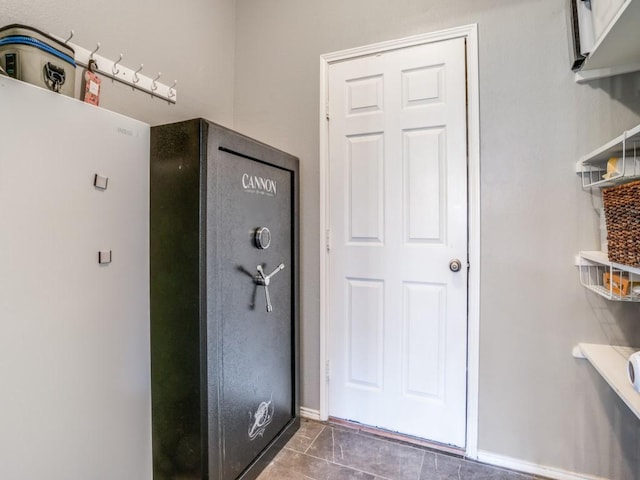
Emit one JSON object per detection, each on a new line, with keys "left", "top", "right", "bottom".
{"left": 256, "top": 461, "right": 314, "bottom": 480}
{"left": 306, "top": 426, "right": 425, "bottom": 480}
{"left": 420, "top": 452, "right": 540, "bottom": 480}
{"left": 285, "top": 419, "right": 326, "bottom": 453}
{"left": 255, "top": 420, "right": 543, "bottom": 480}
{"left": 257, "top": 448, "right": 377, "bottom": 480}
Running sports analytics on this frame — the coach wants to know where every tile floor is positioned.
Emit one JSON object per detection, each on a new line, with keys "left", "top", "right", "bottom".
{"left": 257, "top": 419, "right": 547, "bottom": 480}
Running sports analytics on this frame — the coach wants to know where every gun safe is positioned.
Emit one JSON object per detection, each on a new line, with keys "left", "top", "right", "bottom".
{"left": 150, "top": 119, "right": 299, "bottom": 480}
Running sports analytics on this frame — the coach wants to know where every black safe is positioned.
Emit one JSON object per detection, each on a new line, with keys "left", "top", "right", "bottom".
{"left": 150, "top": 119, "right": 300, "bottom": 480}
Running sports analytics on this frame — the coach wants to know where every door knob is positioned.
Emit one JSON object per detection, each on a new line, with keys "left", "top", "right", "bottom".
{"left": 449, "top": 259, "right": 462, "bottom": 272}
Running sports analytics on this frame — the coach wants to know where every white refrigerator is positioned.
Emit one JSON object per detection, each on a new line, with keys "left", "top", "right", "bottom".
{"left": 0, "top": 76, "right": 152, "bottom": 480}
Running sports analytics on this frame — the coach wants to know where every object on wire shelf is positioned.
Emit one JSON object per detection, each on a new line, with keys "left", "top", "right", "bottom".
{"left": 602, "top": 157, "right": 620, "bottom": 180}
{"left": 602, "top": 180, "right": 640, "bottom": 268}
{"left": 603, "top": 271, "right": 640, "bottom": 297}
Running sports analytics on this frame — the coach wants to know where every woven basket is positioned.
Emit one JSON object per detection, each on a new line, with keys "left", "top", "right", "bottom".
{"left": 602, "top": 180, "right": 640, "bottom": 267}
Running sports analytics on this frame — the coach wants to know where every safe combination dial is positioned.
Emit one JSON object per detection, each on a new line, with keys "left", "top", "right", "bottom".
{"left": 254, "top": 227, "right": 271, "bottom": 250}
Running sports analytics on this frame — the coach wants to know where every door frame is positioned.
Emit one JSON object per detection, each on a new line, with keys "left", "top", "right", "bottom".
{"left": 319, "top": 24, "right": 480, "bottom": 458}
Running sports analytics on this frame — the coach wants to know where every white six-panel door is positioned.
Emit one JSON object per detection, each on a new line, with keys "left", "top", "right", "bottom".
{"left": 327, "top": 37, "right": 468, "bottom": 447}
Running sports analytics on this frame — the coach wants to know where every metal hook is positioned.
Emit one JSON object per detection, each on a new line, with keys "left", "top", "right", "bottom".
{"left": 151, "top": 72, "right": 161, "bottom": 92}
{"left": 65, "top": 30, "right": 74, "bottom": 44}
{"left": 132, "top": 64, "right": 143, "bottom": 84}
{"left": 168, "top": 80, "right": 177, "bottom": 98}
{"left": 90, "top": 42, "right": 101, "bottom": 59}
{"left": 112, "top": 53, "right": 123, "bottom": 75}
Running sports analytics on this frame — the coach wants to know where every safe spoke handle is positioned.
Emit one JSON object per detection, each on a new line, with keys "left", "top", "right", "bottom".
{"left": 264, "top": 285, "right": 273, "bottom": 312}
{"left": 255, "top": 263, "right": 285, "bottom": 312}
{"left": 256, "top": 263, "right": 284, "bottom": 284}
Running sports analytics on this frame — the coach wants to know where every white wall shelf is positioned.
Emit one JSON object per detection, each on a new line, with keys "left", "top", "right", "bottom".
{"left": 576, "top": 123, "right": 640, "bottom": 188}
{"left": 575, "top": 0, "right": 640, "bottom": 82}
{"left": 577, "top": 251, "right": 640, "bottom": 301}
{"left": 573, "top": 343, "right": 640, "bottom": 419}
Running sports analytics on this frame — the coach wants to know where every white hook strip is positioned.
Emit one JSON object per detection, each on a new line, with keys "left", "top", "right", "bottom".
{"left": 51, "top": 34, "right": 177, "bottom": 103}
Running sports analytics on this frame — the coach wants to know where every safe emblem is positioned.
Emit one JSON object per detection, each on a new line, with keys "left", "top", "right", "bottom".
{"left": 248, "top": 396, "right": 274, "bottom": 441}
{"left": 241, "top": 173, "right": 277, "bottom": 197}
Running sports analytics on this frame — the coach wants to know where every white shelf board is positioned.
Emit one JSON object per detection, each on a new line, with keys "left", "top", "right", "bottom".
{"left": 580, "top": 250, "right": 610, "bottom": 264}
{"left": 573, "top": 343, "right": 640, "bottom": 419}
{"left": 580, "top": 131, "right": 627, "bottom": 165}
{"left": 582, "top": 284, "right": 640, "bottom": 301}
{"left": 580, "top": 250, "right": 640, "bottom": 276}
{"left": 580, "top": 124, "right": 640, "bottom": 165}
{"left": 586, "top": 174, "right": 640, "bottom": 189}
{"left": 627, "top": 123, "right": 640, "bottom": 144}
{"left": 576, "top": 0, "right": 640, "bottom": 82}
{"left": 577, "top": 123, "right": 640, "bottom": 187}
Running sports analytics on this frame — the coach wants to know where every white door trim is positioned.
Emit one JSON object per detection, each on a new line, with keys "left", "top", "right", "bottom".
{"left": 319, "top": 24, "right": 480, "bottom": 458}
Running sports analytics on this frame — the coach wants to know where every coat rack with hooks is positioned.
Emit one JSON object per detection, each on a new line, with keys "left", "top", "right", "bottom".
{"left": 54, "top": 30, "right": 177, "bottom": 104}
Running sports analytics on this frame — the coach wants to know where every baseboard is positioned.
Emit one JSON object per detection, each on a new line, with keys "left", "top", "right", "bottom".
{"left": 476, "top": 450, "right": 609, "bottom": 480}
{"left": 299, "top": 407, "right": 321, "bottom": 421}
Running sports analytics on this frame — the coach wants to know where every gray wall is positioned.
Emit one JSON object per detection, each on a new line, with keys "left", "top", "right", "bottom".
{"left": 4, "top": 1, "right": 640, "bottom": 478}
{"left": 0, "top": 0, "right": 236, "bottom": 126}
{"left": 233, "top": 1, "right": 640, "bottom": 479}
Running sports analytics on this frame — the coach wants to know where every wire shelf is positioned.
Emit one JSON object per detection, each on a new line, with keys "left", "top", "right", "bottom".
{"left": 578, "top": 251, "right": 640, "bottom": 302}
{"left": 577, "top": 124, "right": 640, "bottom": 188}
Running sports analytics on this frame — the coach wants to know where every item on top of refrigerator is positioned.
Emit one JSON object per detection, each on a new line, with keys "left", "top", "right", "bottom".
{"left": 83, "top": 59, "right": 101, "bottom": 106}
{"left": 0, "top": 24, "right": 76, "bottom": 97}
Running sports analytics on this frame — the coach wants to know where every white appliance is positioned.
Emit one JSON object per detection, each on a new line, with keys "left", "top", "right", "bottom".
{"left": 0, "top": 77, "right": 151, "bottom": 480}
